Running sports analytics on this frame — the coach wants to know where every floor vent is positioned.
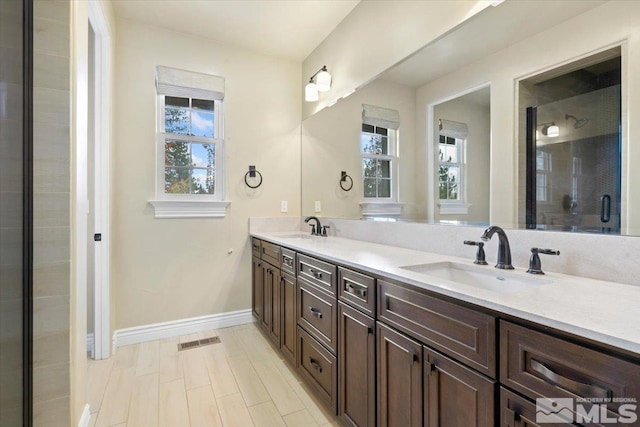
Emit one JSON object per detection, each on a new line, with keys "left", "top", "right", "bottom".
{"left": 177, "top": 336, "right": 221, "bottom": 351}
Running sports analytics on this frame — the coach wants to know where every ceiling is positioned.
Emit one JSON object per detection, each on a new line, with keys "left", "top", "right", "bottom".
{"left": 111, "top": 0, "right": 360, "bottom": 62}
{"left": 382, "top": 0, "right": 605, "bottom": 88}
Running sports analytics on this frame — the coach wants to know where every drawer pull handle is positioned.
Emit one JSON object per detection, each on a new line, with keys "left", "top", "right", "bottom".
{"left": 309, "top": 307, "right": 323, "bottom": 318}
{"left": 308, "top": 268, "right": 323, "bottom": 279}
{"left": 345, "top": 280, "right": 367, "bottom": 298}
{"left": 530, "top": 359, "right": 612, "bottom": 399}
{"left": 309, "top": 357, "right": 323, "bottom": 373}
{"left": 282, "top": 256, "right": 293, "bottom": 267}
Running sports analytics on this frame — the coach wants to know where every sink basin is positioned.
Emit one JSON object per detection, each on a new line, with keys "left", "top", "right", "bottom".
{"left": 400, "top": 261, "right": 553, "bottom": 293}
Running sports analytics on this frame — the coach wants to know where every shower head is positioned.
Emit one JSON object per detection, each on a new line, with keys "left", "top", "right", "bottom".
{"left": 565, "top": 113, "right": 590, "bottom": 129}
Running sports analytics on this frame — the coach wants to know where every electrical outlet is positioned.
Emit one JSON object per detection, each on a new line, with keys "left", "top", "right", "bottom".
{"left": 314, "top": 201, "right": 321, "bottom": 213}
{"left": 280, "top": 200, "right": 288, "bottom": 213}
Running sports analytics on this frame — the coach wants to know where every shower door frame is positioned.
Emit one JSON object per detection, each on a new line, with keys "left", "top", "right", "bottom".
{"left": 22, "top": 0, "right": 34, "bottom": 423}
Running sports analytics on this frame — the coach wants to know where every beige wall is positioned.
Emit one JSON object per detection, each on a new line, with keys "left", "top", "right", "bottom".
{"left": 301, "top": 0, "right": 490, "bottom": 119}
{"left": 301, "top": 79, "right": 417, "bottom": 219}
{"left": 113, "top": 18, "right": 301, "bottom": 329}
{"left": 414, "top": 1, "right": 640, "bottom": 232}
{"left": 433, "top": 96, "right": 490, "bottom": 223}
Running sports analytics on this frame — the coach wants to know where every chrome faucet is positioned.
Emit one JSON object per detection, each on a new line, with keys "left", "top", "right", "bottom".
{"left": 480, "top": 225, "right": 514, "bottom": 270}
{"left": 304, "top": 216, "right": 322, "bottom": 236}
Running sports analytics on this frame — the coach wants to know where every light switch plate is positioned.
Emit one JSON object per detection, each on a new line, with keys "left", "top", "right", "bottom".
{"left": 314, "top": 201, "right": 321, "bottom": 213}
{"left": 280, "top": 200, "right": 288, "bottom": 213}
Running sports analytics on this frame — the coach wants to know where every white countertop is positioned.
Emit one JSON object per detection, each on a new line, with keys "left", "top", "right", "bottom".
{"left": 251, "top": 231, "right": 640, "bottom": 357}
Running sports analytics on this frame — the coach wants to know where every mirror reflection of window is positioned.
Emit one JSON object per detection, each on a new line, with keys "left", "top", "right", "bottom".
{"left": 361, "top": 104, "right": 400, "bottom": 201}
{"left": 361, "top": 124, "right": 396, "bottom": 199}
{"left": 438, "top": 134, "right": 463, "bottom": 201}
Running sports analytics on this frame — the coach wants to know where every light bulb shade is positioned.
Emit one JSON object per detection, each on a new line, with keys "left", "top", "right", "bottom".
{"left": 316, "top": 70, "right": 332, "bottom": 92}
{"left": 546, "top": 124, "right": 560, "bottom": 137}
{"left": 305, "top": 82, "right": 319, "bottom": 102}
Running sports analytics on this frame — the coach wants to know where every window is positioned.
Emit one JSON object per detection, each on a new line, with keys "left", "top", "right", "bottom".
{"left": 438, "top": 135, "right": 463, "bottom": 201}
{"left": 361, "top": 123, "right": 395, "bottom": 199}
{"left": 536, "top": 150, "right": 552, "bottom": 203}
{"left": 161, "top": 96, "right": 221, "bottom": 195}
{"left": 437, "top": 118, "right": 470, "bottom": 214}
{"left": 150, "top": 66, "right": 229, "bottom": 218}
{"left": 359, "top": 104, "right": 402, "bottom": 217}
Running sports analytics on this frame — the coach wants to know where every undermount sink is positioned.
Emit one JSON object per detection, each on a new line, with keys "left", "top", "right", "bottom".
{"left": 400, "top": 261, "right": 553, "bottom": 293}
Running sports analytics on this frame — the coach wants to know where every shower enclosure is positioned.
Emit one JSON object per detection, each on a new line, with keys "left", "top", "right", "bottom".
{"left": 0, "top": 0, "right": 33, "bottom": 425}
{"left": 524, "top": 55, "right": 621, "bottom": 234}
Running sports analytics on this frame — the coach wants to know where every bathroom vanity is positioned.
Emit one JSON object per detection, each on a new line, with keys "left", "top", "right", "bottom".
{"left": 250, "top": 231, "right": 640, "bottom": 427}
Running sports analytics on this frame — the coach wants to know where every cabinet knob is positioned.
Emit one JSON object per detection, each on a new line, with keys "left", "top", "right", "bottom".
{"left": 308, "top": 307, "right": 323, "bottom": 318}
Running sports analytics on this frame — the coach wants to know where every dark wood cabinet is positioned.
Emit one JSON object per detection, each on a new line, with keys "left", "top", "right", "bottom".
{"left": 377, "top": 322, "right": 422, "bottom": 427}
{"left": 263, "top": 263, "right": 281, "bottom": 346}
{"left": 423, "top": 346, "right": 495, "bottom": 427}
{"left": 281, "top": 272, "right": 297, "bottom": 363}
{"left": 378, "top": 280, "right": 496, "bottom": 378}
{"left": 252, "top": 256, "right": 264, "bottom": 322}
{"left": 298, "top": 326, "right": 338, "bottom": 413}
{"left": 500, "top": 387, "right": 576, "bottom": 427}
{"left": 339, "top": 302, "right": 375, "bottom": 427}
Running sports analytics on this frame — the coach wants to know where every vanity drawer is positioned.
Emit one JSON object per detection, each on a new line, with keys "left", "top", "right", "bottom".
{"left": 298, "top": 279, "right": 337, "bottom": 353}
{"left": 499, "top": 387, "right": 572, "bottom": 427}
{"left": 338, "top": 267, "right": 375, "bottom": 317}
{"left": 297, "top": 253, "right": 337, "bottom": 295}
{"left": 297, "top": 326, "right": 337, "bottom": 413}
{"left": 500, "top": 320, "right": 640, "bottom": 420}
{"left": 251, "top": 238, "right": 261, "bottom": 258}
{"left": 260, "top": 240, "right": 281, "bottom": 266}
{"left": 281, "top": 247, "right": 296, "bottom": 276}
{"left": 378, "top": 280, "right": 496, "bottom": 377}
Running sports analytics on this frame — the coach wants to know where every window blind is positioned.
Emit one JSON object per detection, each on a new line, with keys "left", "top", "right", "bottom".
{"left": 156, "top": 66, "right": 225, "bottom": 100}
{"left": 362, "top": 104, "right": 400, "bottom": 130}
{"left": 439, "top": 119, "right": 468, "bottom": 139}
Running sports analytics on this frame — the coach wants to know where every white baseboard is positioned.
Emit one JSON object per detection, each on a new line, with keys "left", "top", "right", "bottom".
{"left": 77, "top": 404, "right": 91, "bottom": 427}
{"left": 112, "top": 308, "right": 255, "bottom": 349}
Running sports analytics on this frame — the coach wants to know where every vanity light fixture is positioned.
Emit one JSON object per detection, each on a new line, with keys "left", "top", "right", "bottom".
{"left": 305, "top": 65, "right": 332, "bottom": 102}
{"left": 539, "top": 122, "right": 560, "bottom": 137}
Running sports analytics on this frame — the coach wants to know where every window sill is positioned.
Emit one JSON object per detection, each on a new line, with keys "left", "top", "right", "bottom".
{"left": 438, "top": 202, "right": 471, "bottom": 215}
{"left": 149, "top": 200, "right": 231, "bottom": 218}
{"left": 360, "top": 202, "right": 403, "bottom": 217}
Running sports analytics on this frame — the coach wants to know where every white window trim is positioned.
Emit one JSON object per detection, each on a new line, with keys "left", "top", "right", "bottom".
{"left": 149, "top": 94, "right": 230, "bottom": 218}
{"left": 437, "top": 135, "right": 469, "bottom": 215}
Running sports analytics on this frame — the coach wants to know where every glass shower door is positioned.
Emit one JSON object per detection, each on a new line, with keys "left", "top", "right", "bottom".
{"left": 0, "top": 0, "right": 32, "bottom": 425}
{"left": 526, "top": 85, "right": 622, "bottom": 234}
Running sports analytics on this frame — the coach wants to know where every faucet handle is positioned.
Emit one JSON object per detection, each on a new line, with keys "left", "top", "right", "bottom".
{"left": 321, "top": 225, "right": 330, "bottom": 237}
{"left": 308, "top": 224, "right": 316, "bottom": 235}
{"left": 527, "top": 248, "right": 560, "bottom": 275}
{"left": 464, "top": 240, "right": 488, "bottom": 265}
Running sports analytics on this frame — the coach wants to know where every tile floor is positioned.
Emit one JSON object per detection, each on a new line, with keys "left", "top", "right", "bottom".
{"left": 87, "top": 322, "right": 341, "bottom": 427}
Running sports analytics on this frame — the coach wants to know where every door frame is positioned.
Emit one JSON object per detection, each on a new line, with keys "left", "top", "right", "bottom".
{"left": 88, "top": 1, "right": 112, "bottom": 360}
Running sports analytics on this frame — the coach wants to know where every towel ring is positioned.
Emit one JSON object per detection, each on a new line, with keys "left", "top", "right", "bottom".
{"left": 245, "top": 165, "right": 263, "bottom": 189}
{"left": 340, "top": 171, "right": 353, "bottom": 191}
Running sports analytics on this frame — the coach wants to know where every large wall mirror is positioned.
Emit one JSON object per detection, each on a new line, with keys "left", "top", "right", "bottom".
{"left": 301, "top": 0, "right": 640, "bottom": 236}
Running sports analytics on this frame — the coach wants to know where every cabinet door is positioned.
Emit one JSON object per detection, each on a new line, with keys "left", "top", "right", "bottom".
{"left": 377, "top": 322, "right": 422, "bottom": 427}
{"left": 281, "top": 272, "right": 296, "bottom": 362}
{"left": 266, "top": 265, "right": 281, "bottom": 346}
{"left": 423, "top": 346, "right": 495, "bottom": 427}
{"left": 339, "top": 302, "right": 375, "bottom": 427}
{"left": 252, "top": 256, "right": 264, "bottom": 322}
{"left": 261, "top": 263, "right": 271, "bottom": 332}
